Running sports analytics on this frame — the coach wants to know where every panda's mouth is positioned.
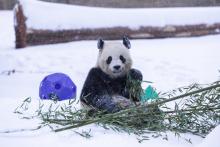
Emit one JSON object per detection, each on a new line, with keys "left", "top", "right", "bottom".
{"left": 112, "top": 70, "right": 122, "bottom": 74}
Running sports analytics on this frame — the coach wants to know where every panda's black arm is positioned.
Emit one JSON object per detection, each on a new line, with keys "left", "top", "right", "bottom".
{"left": 80, "top": 68, "right": 120, "bottom": 113}
{"left": 129, "top": 68, "right": 143, "bottom": 81}
{"left": 122, "top": 68, "right": 143, "bottom": 101}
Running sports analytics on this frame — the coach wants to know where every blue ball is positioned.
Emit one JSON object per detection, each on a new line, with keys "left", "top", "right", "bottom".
{"left": 39, "top": 73, "right": 77, "bottom": 101}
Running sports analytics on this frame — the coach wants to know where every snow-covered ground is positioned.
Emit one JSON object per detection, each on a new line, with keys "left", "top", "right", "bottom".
{"left": 0, "top": 10, "right": 220, "bottom": 147}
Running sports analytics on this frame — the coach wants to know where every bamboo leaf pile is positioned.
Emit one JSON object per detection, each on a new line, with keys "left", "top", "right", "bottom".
{"left": 11, "top": 81, "right": 220, "bottom": 141}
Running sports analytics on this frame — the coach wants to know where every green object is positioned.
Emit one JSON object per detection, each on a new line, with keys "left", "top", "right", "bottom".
{"left": 141, "top": 85, "right": 159, "bottom": 102}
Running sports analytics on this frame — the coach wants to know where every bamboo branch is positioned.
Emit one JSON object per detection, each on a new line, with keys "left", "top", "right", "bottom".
{"left": 54, "top": 83, "right": 220, "bottom": 132}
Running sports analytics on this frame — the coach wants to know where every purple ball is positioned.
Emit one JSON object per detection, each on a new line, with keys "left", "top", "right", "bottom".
{"left": 39, "top": 73, "right": 76, "bottom": 101}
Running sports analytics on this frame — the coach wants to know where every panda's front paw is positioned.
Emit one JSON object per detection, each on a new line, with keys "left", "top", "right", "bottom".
{"left": 128, "top": 69, "right": 143, "bottom": 81}
{"left": 112, "top": 95, "right": 134, "bottom": 109}
{"left": 94, "top": 95, "right": 121, "bottom": 113}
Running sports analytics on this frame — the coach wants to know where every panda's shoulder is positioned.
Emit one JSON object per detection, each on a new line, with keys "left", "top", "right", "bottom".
{"left": 88, "top": 67, "right": 102, "bottom": 75}
{"left": 88, "top": 67, "right": 110, "bottom": 81}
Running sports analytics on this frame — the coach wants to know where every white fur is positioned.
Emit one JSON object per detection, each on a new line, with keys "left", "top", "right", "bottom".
{"left": 96, "top": 41, "right": 132, "bottom": 78}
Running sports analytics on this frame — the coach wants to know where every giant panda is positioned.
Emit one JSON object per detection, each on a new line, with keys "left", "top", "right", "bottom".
{"left": 80, "top": 37, "right": 143, "bottom": 113}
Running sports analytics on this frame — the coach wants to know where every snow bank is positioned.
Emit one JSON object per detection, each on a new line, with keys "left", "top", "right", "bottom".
{"left": 19, "top": 0, "right": 220, "bottom": 30}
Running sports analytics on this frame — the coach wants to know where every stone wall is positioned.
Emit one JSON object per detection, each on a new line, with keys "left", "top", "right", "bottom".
{"left": 1, "top": 0, "right": 220, "bottom": 9}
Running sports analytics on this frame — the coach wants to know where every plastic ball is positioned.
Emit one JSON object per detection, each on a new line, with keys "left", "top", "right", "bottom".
{"left": 39, "top": 73, "right": 76, "bottom": 101}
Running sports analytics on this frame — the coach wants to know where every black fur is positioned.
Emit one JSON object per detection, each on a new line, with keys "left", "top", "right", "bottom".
{"left": 106, "top": 56, "right": 112, "bottom": 64}
{"left": 80, "top": 68, "right": 143, "bottom": 113}
{"left": 123, "top": 36, "right": 131, "bottom": 49}
{"left": 97, "top": 38, "right": 104, "bottom": 49}
{"left": 119, "top": 55, "right": 126, "bottom": 63}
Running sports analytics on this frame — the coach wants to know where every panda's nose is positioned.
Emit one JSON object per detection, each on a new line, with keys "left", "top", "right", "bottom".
{"left": 113, "top": 65, "right": 121, "bottom": 70}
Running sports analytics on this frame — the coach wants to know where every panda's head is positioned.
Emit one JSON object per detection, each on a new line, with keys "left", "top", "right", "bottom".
{"left": 96, "top": 36, "right": 132, "bottom": 78}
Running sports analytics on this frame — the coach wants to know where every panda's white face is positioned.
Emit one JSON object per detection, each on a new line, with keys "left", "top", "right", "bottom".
{"left": 97, "top": 41, "right": 132, "bottom": 78}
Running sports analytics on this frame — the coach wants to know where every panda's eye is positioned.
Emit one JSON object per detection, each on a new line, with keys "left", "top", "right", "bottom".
{"left": 120, "top": 55, "right": 126, "bottom": 63}
{"left": 106, "top": 56, "right": 112, "bottom": 64}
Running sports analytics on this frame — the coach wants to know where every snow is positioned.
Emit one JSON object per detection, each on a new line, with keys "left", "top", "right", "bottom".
{"left": 1, "top": 10, "right": 220, "bottom": 147}
{"left": 196, "top": 125, "right": 220, "bottom": 147}
{"left": 18, "top": 0, "right": 220, "bottom": 30}
{"left": 0, "top": 11, "right": 15, "bottom": 50}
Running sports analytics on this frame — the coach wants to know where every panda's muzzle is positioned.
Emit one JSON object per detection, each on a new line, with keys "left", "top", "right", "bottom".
{"left": 112, "top": 65, "right": 122, "bottom": 74}
{"left": 113, "top": 65, "right": 121, "bottom": 70}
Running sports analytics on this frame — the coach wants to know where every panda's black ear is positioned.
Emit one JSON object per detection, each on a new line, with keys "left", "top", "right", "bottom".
{"left": 97, "top": 38, "right": 104, "bottom": 49}
{"left": 123, "top": 36, "right": 131, "bottom": 49}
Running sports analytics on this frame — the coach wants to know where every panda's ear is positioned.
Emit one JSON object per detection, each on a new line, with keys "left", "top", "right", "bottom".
{"left": 97, "top": 38, "right": 104, "bottom": 50}
{"left": 123, "top": 36, "right": 131, "bottom": 49}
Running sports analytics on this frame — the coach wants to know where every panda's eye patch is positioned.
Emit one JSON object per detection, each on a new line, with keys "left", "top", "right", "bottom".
{"left": 106, "top": 56, "right": 112, "bottom": 64}
{"left": 120, "top": 55, "right": 126, "bottom": 63}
